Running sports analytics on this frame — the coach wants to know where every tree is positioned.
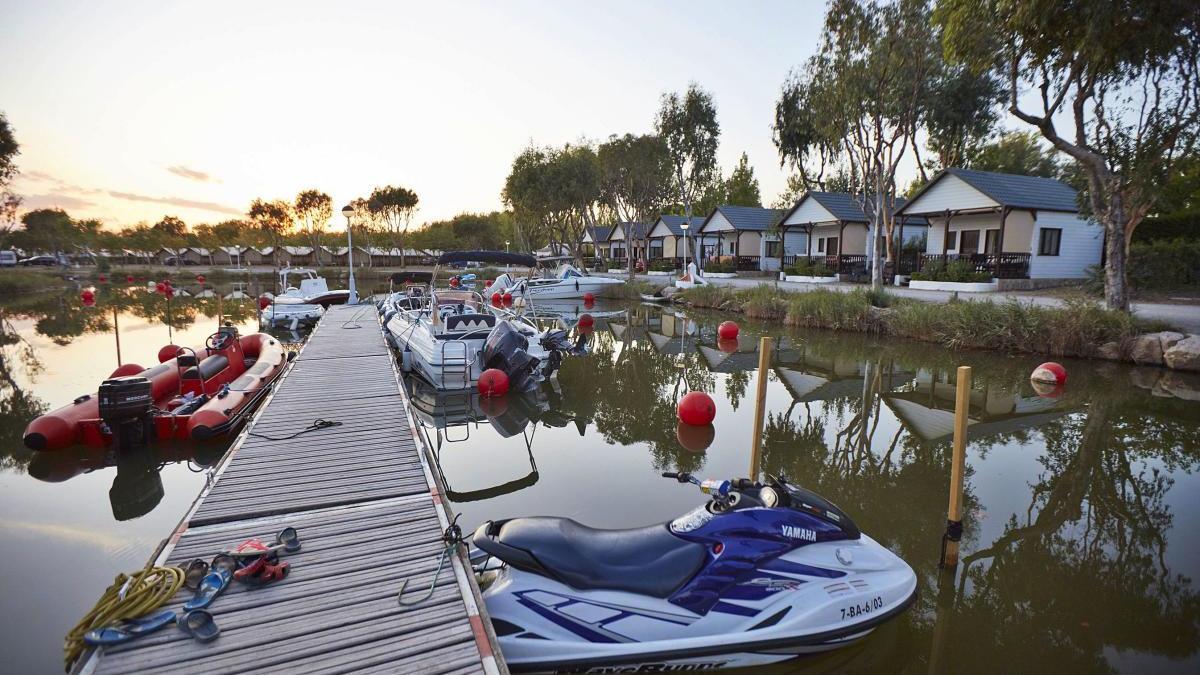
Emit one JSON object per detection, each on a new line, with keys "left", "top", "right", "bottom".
{"left": 367, "top": 185, "right": 419, "bottom": 267}
{"left": 922, "top": 65, "right": 1005, "bottom": 175}
{"left": 12, "top": 209, "right": 75, "bottom": 256}
{"left": 964, "top": 131, "right": 1062, "bottom": 178}
{"left": 0, "top": 113, "right": 19, "bottom": 236}
{"left": 723, "top": 152, "right": 762, "bottom": 206}
{"left": 656, "top": 83, "right": 721, "bottom": 265}
{"left": 248, "top": 199, "right": 292, "bottom": 268}
{"left": 503, "top": 144, "right": 601, "bottom": 260}
{"left": 935, "top": 0, "right": 1200, "bottom": 311}
{"left": 294, "top": 190, "right": 332, "bottom": 265}
{"left": 776, "top": 0, "right": 942, "bottom": 290}
{"left": 597, "top": 134, "right": 672, "bottom": 275}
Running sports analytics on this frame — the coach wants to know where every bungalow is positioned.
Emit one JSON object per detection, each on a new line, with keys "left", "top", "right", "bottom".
{"left": 157, "top": 247, "right": 183, "bottom": 264}
{"left": 243, "top": 246, "right": 275, "bottom": 266}
{"left": 693, "top": 206, "right": 784, "bottom": 272}
{"left": 645, "top": 215, "right": 704, "bottom": 267}
{"left": 605, "top": 222, "right": 649, "bottom": 261}
{"left": 218, "top": 246, "right": 246, "bottom": 267}
{"left": 777, "top": 193, "right": 929, "bottom": 277}
{"left": 895, "top": 167, "right": 1102, "bottom": 283}
{"left": 580, "top": 226, "right": 612, "bottom": 260}
{"left": 282, "top": 246, "right": 315, "bottom": 266}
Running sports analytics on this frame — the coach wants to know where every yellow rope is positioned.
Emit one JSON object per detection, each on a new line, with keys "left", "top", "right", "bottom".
{"left": 63, "top": 563, "right": 185, "bottom": 671}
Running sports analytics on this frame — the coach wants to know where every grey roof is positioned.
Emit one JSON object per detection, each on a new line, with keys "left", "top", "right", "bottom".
{"left": 780, "top": 193, "right": 928, "bottom": 227}
{"left": 899, "top": 167, "right": 1080, "bottom": 214}
{"left": 701, "top": 205, "right": 785, "bottom": 232}
{"left": 651, "top": 214, "right": 698, "bottom": 237}
{"left": 583, "top": 226, "right": 612, "bottom": 243}
{"left": 622, "top": 222, "right": 649, "bottom": 239}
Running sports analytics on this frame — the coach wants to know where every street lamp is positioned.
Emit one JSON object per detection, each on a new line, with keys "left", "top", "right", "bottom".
{"left": 341, "top": 204, "right": 359, "bottom": 304}
{"left": 505, "top": 240, "right": 511, "bottom": 272}
{"left": 680, "top": 218, "right": 690, "bottom": 275}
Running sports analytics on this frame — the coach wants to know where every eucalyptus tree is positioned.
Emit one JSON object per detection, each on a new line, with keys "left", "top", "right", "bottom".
{"left": 347, "top": 196, "right": 378, "bottom": 266}
{"left": 920, "top": 65, "right": 1005, "bottom": 178}
{"left": 775, "top": 0, "right": 941, "bottom": 290}
{"left": 656, "top": 84, "right": 720, "bottom": 258}
{"left": 248, "top": 198, "right": 292, "bottom": 268}
{"left": 294, "top": 189, "right": 332, "bottom": 265}
{"left": 504, "top": 144, "right": 602, "bottom": 260}
{"left": 935, "top": 0, "right": 1200, "bottom": 311}
{"left": 598, "top": 133, "right": 672, "bottom": 275}
{"left": 724, "top": 153, "right": 762, "bottom": 207}
{"left": 367, "top": 185, "right": 419, "bottom": 267}
{"left": 966, "top": 131, "right": 1062, "bottom": 178}
{"left": 0, "top": 112, "right": 19, "bottom": 235}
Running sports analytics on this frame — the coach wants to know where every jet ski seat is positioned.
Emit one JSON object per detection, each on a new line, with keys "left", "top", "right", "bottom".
{"left": 474, "top": 517, "right": 706, "bottom": 598}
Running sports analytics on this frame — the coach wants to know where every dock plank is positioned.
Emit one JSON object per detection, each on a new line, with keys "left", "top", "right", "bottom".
{"left": 89, "top": 304, "right": 502, "bottom": 675}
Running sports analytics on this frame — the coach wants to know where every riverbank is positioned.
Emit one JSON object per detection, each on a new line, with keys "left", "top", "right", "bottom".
{"left": 675, "top": 284, "right": 1200, "bottom": 373}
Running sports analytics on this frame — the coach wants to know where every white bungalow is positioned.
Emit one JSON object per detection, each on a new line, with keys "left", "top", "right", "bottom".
{"left": 605, "top": 222, "right": 649, "bottom": 262}
{"left": 777, "top": 193, "right": 928, "bottom": 276}
{"left": 895, "top": 168, "right": 1103, "bottom": 283}
{"left": 693, "top": 206, "right": 784, "bottom": 272}
{"left": 282, "top": 246, "right": 315, "bottom": 266}
{"left": 645, "top": 215, "right": 703, "bottom": 267}
{"left": 217, "top": 246, "right": 246, "bottom": 266}
{"left": 580, "top": 226, "right": 612, "bottom": 260}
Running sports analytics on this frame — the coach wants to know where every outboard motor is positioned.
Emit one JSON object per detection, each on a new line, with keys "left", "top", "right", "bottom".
{"left": 98, "top": 376, "right": 155, "bottom": 451}
{"left": 482, "top": 322, "right": 541, "bottom": 392}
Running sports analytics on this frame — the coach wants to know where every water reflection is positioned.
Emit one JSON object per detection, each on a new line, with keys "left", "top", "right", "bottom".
{"left": 426, "top": 302, "right": 1200, "bottom": 673}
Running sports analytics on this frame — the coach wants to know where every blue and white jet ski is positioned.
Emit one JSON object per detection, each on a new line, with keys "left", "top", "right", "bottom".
{"left": 471, "top": 472, "right": 917, "bottom": 672}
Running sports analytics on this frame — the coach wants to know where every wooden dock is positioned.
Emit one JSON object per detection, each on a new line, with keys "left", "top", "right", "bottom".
{"left": 84, "top": 304, "right": 505, "bottom": 675}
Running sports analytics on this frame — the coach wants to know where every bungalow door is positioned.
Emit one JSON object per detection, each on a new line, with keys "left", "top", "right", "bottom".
{"left": 959, "top": 230, "right": 980, "bottom": 255}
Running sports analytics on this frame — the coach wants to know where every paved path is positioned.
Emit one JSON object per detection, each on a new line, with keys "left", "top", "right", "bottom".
{"left": 616, "top": 272, "right": 1200, "bottom": 333}
{"left": 86, "top": 304, "right": 504, "bottom": 675}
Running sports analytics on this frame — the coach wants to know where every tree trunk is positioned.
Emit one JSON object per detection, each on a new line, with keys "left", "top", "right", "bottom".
{"left": 870, "top": 215, "right": 884, "bottom": 291}
{"left": 1103, "top": 206, "right": 1132, "bottom": 312}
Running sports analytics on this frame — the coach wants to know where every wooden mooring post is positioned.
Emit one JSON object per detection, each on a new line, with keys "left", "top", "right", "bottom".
{"left": 941, "top": 365, "right": 971, "bottom": 568}
{"left": 748, "top": 336, "right": 772, "bottom": 480}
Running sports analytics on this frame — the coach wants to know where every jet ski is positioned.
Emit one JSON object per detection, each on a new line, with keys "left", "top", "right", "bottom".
{"left": 471, "top": 472, "right": 917, "bottom": 672}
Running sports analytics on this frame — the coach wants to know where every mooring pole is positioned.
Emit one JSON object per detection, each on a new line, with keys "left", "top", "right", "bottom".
{"left": 749, "top": 335, "right": 773, "bottom": 480}
{"left": 216, "top": 289, "right": 223, "bottom": 328}
{"left": 113, "top": 305, "right": 121, "bottom": 366}
{"left": 941, "top": 365, "right": 971, "bottom": 568}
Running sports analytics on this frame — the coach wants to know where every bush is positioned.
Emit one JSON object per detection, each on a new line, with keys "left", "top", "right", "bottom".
{"left": 704, "top": 258, "right": 736, "bottom": 273}
{"left": 784, "top": 289, "right": 880, "bottom": 332}
{"left": 910, "top": 259, "right": 992, "bottom": 283}
{"left": 1133, "top": 210, "right": 1200, "bottom": 243}
{"left": 1128, "top": 238, "right": 1200, "bottom": 290}
{"left": 741, "top": 284, "right": 788, "bottom": 320}
{"left": 649, "top": 259, "right": 677, "bottom": 272}
{"left": 783, "top": 258, "right": 835, "bottom": 277}
{"left": 0, "top": 269, "right": 60, "bottom": 296}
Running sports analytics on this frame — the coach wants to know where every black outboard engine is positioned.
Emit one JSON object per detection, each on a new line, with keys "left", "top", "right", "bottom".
{"left": 98, "top": 376, "right": 155, "bottom": 451}
{"left": 482, "top": 322, "right": 541, "bottom": 392}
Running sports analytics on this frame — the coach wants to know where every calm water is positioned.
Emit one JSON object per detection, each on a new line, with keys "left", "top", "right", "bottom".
{"left": 1, "top": 283, "right": 1197, "bottom": 673}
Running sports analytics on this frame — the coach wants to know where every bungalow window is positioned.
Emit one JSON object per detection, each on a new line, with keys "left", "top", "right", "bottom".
{"left": 945, "top": 231, "right": 958, "bottom": 251}
{"left": 817, "top": 238, "right": 825, "bottom": 253}
{"left": 1039, "top": 228, "right": 1062, "bottom": 256}
{"left": 765, "top": 240, "right": 781, "bottom": 257}
{"left": 959, "top": 230, "right": 980, "bottom": 254}
{"left": 984, "top": 230, "right": 1001, "bottom": 255}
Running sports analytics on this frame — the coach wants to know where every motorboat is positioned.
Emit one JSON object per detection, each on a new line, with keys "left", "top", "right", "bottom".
{"left": 23, "top": 326, "right": 290, "bottom": 451}
{"left": 259, "top": 268, "right": 349, "bottom": 329}
{"left": 384, "top": 251, "right": 579, "bottom": 391}
{"left": 491, "top": 259, "right": 625, "bottom": 300}
{"left": 472, "top": 472, "right": 917, "bottom": 671}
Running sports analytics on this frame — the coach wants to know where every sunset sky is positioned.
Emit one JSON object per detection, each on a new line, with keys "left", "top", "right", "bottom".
{"left": 3, "top": 1, "right": 846, "bottom": 230}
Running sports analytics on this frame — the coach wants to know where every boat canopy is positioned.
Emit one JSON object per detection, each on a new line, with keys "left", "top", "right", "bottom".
{"left": 437, "top": 251, "right": 538, "bottom": 267}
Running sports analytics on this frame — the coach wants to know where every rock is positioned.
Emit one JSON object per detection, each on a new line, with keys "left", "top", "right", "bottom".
{"left": 1095, "top": 341, "right": 1122, "bottom": 361}
{"left": 1128, "top": 367, "right": 1162, "bottom": 391}
{"left": 1130, "top": 333, "right": 1165, "bottom": 366}
{"left": 1158, "top": 331, "right": 1186, "bottom": 351}
{"left": 1164, "top": 335, "right": 1200, "bottom": 372}
{"left": 660, "top": 286, "right": 678, "bottom": 298}
{"left": 1158, "top": 371, "right": 1200, "bottom": 401}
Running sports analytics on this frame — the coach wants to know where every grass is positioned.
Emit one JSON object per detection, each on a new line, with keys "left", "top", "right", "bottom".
{"left": 677, "top": 284, "right": 1145, "bottom": 359}
{"left": 0, "top": 268, "right": 65, "bottom": 295}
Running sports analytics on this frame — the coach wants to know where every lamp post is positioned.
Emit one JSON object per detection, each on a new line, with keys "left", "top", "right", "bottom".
{"left": 505, "top": 240, "right": 511, "bottom": 272}
{"left": 681, "top": 219, "right": 690, "bottom": 275}
{"left": 341, "top": 204, "right": 359, "bottom": 304}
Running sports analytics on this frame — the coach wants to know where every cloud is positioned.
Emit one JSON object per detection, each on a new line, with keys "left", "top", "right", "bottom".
{"left": 20, "top": 193, "right": 97, "bottom": 210}
{"left": 166, "top": 165, "right": 214, "bottom": 182}
{"left": 107, "top": 190, "right": 241, "bottom": 215}
{"left": 13, "top": 171, "right": 102, "bottom": 194}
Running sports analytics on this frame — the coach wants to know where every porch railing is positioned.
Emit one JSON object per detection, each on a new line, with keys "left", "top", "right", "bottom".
{"left": 918, "top": 253, "right": 1031, "bottom": 279}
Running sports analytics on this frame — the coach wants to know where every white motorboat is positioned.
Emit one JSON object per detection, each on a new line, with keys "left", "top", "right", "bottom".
{"left": 259, "top": 268, "right": 350, "bottom": 329}
{"left": 491, "top": 260, "right": 625, "bottom": 300}
{"left": 384, "top": 251, "right": 578, "bottom": 390}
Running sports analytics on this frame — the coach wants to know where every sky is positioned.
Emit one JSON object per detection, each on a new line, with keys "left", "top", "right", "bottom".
{"left": 2, "top": 1, "right": 873, "bottom": 231}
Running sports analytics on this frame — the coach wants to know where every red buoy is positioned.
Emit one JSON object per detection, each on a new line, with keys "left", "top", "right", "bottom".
{"left": 111, "top": 362, "right": 145, "bottom": 377}
{"left": 718, "top": 337, "right": 738, "bottom": 354}
{"left": 677, "top": 391, "right": 716, "bottom": 426}
{"left": 1031, "top": 362, "right": 1067, "bottom": 385}
{"left": 485, "top": 279, "right": 493, "bottom": 288}
{"left": 157, "top": 344, "right": 181, "bottom": 363}
{"left": 491, "top": 292, "right": 502, "bottom": 305}
{"left": 578, "top": 313, "right": 594, "bottom": 328}
{"left": 155, "top": 281, "right": 167, "bottom": 294}
{"left": 718, "top": 321, "right": 739, "bottom": 340}
{"left": 479, "top": 394, "right": 509, "bottom": 418}
{"left": 125, "top": 275, "right": 134, "bottom": 283}
{"left": 502, "top": 293, "right": 514, "bottom": 306}
{"left": 583, "top": 292, "right": 595, "bottom": 303}
{"left": 81, "top": 295, "right": 96, "bottom": 307}
{"left": 165, "top": 288, "right": 175, "bottom": 299}
{"left": 196, "top": 274, "right": 206, "bottom": 283}
{"left": 478, "top": 368, "right": 510, "bottom": 397}
{"left": 258, "top": 296, "right": 272, "bottom": 311}
{"left": 449, "top": 277, "right": 460, "bottom": 288}
{"left": 80, "top": 289, "right": 95, "bottom": 302}
{"left": 98, "top": 274, "right": 107, "bottom": 283}
{"left": 676, "top": 421, "right": 715, "bottom": 453}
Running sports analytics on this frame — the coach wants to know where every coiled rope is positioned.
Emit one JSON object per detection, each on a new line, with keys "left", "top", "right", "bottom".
{"left": 64, "top": 563, "right": 185, "bottom": 670}
{"left": 247, "top": 418, "right": 342, "bottom": 442}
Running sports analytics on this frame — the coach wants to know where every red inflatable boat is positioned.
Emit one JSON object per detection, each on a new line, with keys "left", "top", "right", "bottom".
{"left": 23, "top": 326, "right": 290, "bottom": 452}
